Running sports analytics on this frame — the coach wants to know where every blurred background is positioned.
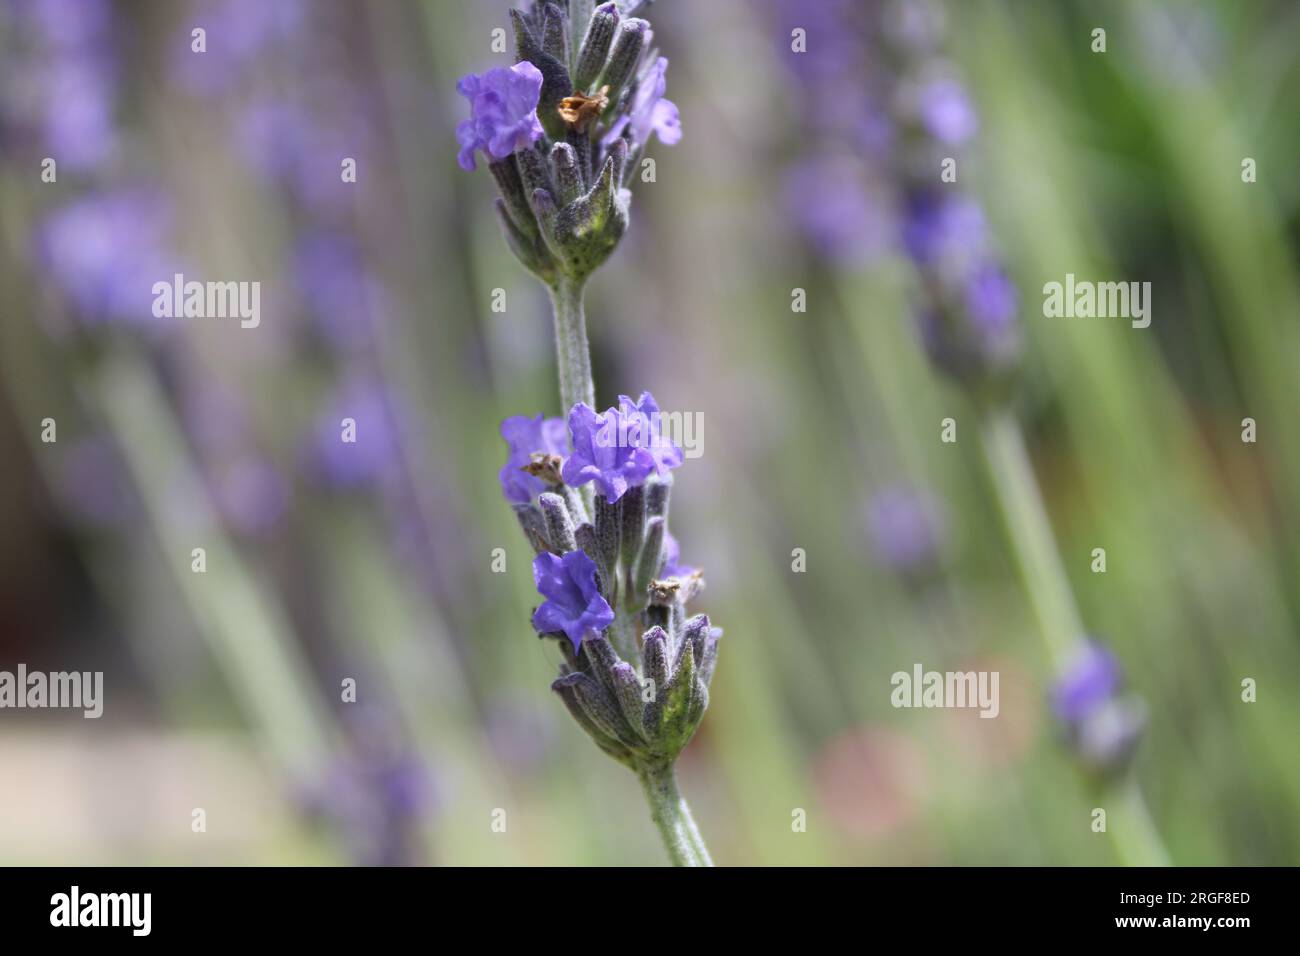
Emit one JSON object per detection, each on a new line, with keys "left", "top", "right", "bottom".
{"left": 1, "top": 0, "right": 1298, "bottom": 865}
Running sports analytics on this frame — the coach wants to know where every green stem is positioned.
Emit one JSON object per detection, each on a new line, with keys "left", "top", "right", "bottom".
{"left": 548, "top": 275, "right": 596, "bottom": 515}
{"left": 549, "top": 276, "right": 595, "bottom": 414}
{"left": 638, "top": 763, "right": 714, "bottom": 866}
{"left": 1108, "top": 777, "right": 1172, "bottom": 867}
{"left": 979, "top": 409, "right": 1171, "bottom": 866}
{"left": 978, "top": 410, "right": 1080, "bottom": 669}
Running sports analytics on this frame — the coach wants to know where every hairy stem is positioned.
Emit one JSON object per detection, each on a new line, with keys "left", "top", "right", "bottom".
{"left": 638, "top": 763, "right": 714, "bottom": 866}
{"left": 549, "top": 276, "right": 595, "bottom": 414}
{"left": 549, "top": 275, "right": 596, "bottom": 515}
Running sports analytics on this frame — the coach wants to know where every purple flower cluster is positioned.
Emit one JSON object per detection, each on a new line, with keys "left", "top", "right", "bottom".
{"left": 497, "top": 392, "right": 682, "bottom": 507}
{"left": 455, "top": 1, "right": 682, "bottom": 282}
{"left": 564, "top": 393, "right": 683, "bottom": 504}
{"left": 531, "top": 550, "right": 614, "bottom": 653}
{"left": 1052, "top": 643, "right": 1147, "bottom": 774}
{"left": 499, "top": 413, "right": 567, "bottom": 505}
{"left": 0, "top": 0, "right": 118, "bottom": 171}
{"left": 866, "top": 485, "right": 945, "bottom": 577}
{"left": 455, "top": 62, "right": 545, "bottom": 171}
{"left": 496, "top": 389, "right": 692, "bottom": 653}
{"left": 601, "top": 56, "right": 681, "bottom": 150}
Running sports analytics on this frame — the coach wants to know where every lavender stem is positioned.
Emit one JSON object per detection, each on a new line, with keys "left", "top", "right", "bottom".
{"left": 980, "top": 409, "right": 1171, "bottom": 866}
{"left": 549, "top": 276, "right": 595, "bottom": 415}
{"left": 638, "top": 763, "right": 714, "bottom": 867}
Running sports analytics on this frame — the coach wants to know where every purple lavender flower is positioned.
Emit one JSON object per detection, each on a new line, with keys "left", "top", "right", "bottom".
{"left": 294, "top": 232, "right": 385, "bottom": 351}
{"left": 38, "top": 57, "right": 117, "bottom": 170}
{"left": 307, "top": 376, "right": 403, "bottom": 490}
{"left": 1052, "top": 643, "right": 1123, "bottom": 725}
{"left": 170, "top": 0, "right": 307, "bottom": 96}
{"left": 901, "top": 191, "right": 988, "bottom": 271}
{"left": 498, "top": 413, "right": 568, "bottom": 504}
{"left": 455, "top": 62, "right": 544, "bottom": 171}
{"left": 35, "top": 189, "right": 177, "bottom": 327}
{"left": 1052, "top": 642, "right": 1146, "bottom": 773}
{"left": 963, "top": 265, "right": 1021, "bottom": 365}
{"left": 661, "top": 532, "right": 697, "bottom": 579}
{"left": 783, "top": 155, "right": 889, "bottom": 266}
{"left": 917, "top": 77, "right": 977, "bottom": 144}
{"left": 602, "top": 56, "right": 680, "bottom": 150}
{"left": 867, "top": 485, "right": 945, "bottom": 575}
{"left": 235, "top": 98, "right": 368, "bottom": 215}
{"left": 562, "top": 392, "right": 683, "bottom": 504}
{"left": 531, "top": 550, "right": 615, "bottom": 652}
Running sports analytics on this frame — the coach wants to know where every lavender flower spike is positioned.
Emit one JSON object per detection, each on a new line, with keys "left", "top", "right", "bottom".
{"left": 563, "top": 392, "right": 683, "bottom": 504}
{"left": 455, "top": 62, "right": 545, "bottom": 171}
{"left": 531, "top": 549, "right": 615, "bottom": 653}
{"left": 1052, "top": 642, "right": 1147, "bottom": 776}
{"left": 467, "top": 2, "right": 714, "bottom": 866}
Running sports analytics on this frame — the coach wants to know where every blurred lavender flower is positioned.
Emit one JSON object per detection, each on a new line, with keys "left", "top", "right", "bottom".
{"left": 34, "top": 189, "right": 177, "bottom": 328}
{"left": 499, "top": 413, "right": 568, "bottom": 504}
{"left": 916, "top": 76, "right": 977, "bottom": 144}
{"left": 563, "top": 392, "right": 683, "bottom": 504}
{"left": 293, "top": 232, "right": 386, "bottom": 352}
{"left": 455, "top": 62, "right": 545, "bottom": 171}
{"left": 301, "top": 705, "right": 434, "bottom": 867}
{"left": 0, "top": 0, "right": 118, "bottom": 170}
{"left": 307, "top": 376, "right": 403, "bottom": 491}
{"left": 782, "top": 155, "right": 889, "bottom": 266}
{"left": 867, "top": 485, "right": 945, "bottom": 577}
{"left": 661, "top": 532, "right": 697, "bottom": 580}
{"left": 235, "top": 99, "right": 367, "bottom": 216}
{"left": 1052, "top": 642, "right": 1147, "bottom": 775}
{"left": 169, "top": 0, "right": 307, "bottom": 96}
{"left": 531, "top": 549, "right": 614, "bottom": 653}
{"left": 602, "top": 56, "right": 680, "bottom": 150}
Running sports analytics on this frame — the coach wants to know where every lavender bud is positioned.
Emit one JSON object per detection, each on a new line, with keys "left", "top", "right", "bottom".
{"left": 679, "top": 614, "right": 710, "bottom": 672}
{"left": 641, "top": 625, "right": 671, "bottom": 694}
{"left": 633, "top": 514, "right": 666, "bottom": 603}
{"left": 494, "top": 199, "right": 554, "bottom": 282}
{"left": 598, "top": 18, "right": 648, "bottom": 107}
{"left": 514, "top": 502, "right": 551, "bottom": 554}
{"left": 489, "top": 157, "right": 537, "bottom": 237}
{"left": 515, "top": 145, "right": 554, "bottom": 201}
{"left": 697, "top": 627, "right": 722, "bottom": 689}
{"left": 574, "top": 2, "right": 619, "bottom": 91}
{"left": 645, "top": 474, "right": 672, "bottom": 520}
{"left": 541, "top": 3, "right": 569, "bottom": 64}
{"left": 610, "top": 661, "right": 649, "bottom": 742}
{"left": 619, "top": 484, "right": 646, "bottom": 600}
{"left": 594, "top": 493, "right": 621, "bottom": 587}
{"left": 552, "top": 672, "right": 634, "bottom": 763}
{"left": 538, "top": 492, "right": 577, "bottom": 554}
{"left": 550, "top": 142, "right": 585, "bottom": 206}
{"left": 511, "top": 8, "right": 573, "bottom": 141}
